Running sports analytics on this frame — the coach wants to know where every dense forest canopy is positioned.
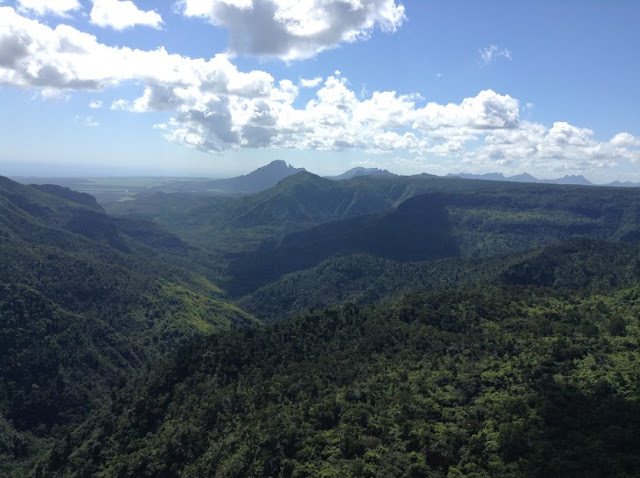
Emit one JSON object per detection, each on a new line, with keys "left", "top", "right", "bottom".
{"left": 1, "top": 171, "right": 640, "bottom": 477}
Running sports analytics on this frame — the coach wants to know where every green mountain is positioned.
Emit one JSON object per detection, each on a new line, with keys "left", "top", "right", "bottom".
{"left": 237, "top": 238, "right": 640, "bottom": 323}
{"left": 105, "top": 172, "right": 444, "bottom": 253}
{"left": 227, "top": 193, "right": 459, "bottom": 296}
{"left": 223, "top": 180, "right": 640, "bottom": 299}
{"left": 107, "top": 171, "right": 640, "bottom": 315}
{"left": 108, "top": 171, "right": 640, "bottom": 257}
{"left": 4, "top": 170, "right": 640, "bottom": 477}
{"left": 34, "top": 283, "right": 640, "bottom": 477}
{"left": 0, "top": 176, "right": 257, "bottom": 475}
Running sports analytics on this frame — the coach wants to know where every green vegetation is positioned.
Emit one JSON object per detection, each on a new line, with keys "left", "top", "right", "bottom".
{"left": 3, "top": 170, "right": 640, "bottom": 476}
{"left": 107, "top": 173, "right": 640, "bottom": 299}
{"left": 238, "top": 238, "right": 640, "bottom": 323}
{"left": 0, "top": 176, "right": 256, "bottom": 475}
{"left": 35, "top": 285, "right": 640, "bottom": 477}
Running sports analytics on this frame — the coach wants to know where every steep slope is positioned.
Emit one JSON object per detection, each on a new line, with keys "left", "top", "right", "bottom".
{"left": 0, "top": 176, "right": 257, "bottom": 475}
{"left": 35, "top": 284, "right": 640, "bottom": 477}
{"left": 500, "top": 238, "right": 640, "bottom": 289}
{"left": 237, "top": 238, "right": 640, "bottom": 323}
{"left": 106, "top": 172, "right": 457, "bottom": 254}
{"left": 224, "top": 179, "right": 640, "bottom": 298}
{"left": 236, "top": 253, "right": 503, "bottom": 323}
{"left": 227, "top": 193, "right": 459, "bottom": 296}
{"left": 108, "top": 172, "right": 404, "bottom": 251}
{"left": 206, "top": 160, "right": 306, "bottom": 194}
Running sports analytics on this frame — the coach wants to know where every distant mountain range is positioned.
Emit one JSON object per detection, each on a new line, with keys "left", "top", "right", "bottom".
{"left": 445, "top": 172, "right": 640, "bottom": 187}
{"left": 205, "top": 160, "right": 306, "bottom": 193}
{"left": 208, "top": 163, "right": 639, "bottom": 189}
{"left": 325, "top": 167, "right": 396, "bottom": 180}
{"left": 143, "top": 159, "right": 306, "bottom": 195}
{"left": 144, "top": 162, "right": 395, "bottom": 194}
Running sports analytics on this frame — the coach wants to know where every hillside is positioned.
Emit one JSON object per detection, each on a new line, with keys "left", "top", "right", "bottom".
{"left": 0, "top": 176, "right": 257, "bottom": 475}
{"left": 106, "top": 171, "right": 640, "bottom": 308}
{"left": 108, "top": 172, "right": 640, "bottom": 257}
{"left": 237, "top": 238, "right": 640, "bottom": 323}
{"left": 106, "top": 172, "right": 433, "bottom": 253}
{"left": 227, "top": 193, "right": 459, "bottom": 296}
{"left": 4, "top": 170, "right": 640, "bottom": 476}
{"left": 222, "top": 180, "right": 640, "bottom": 299}
{"left": 35, "top": 283, "right": 640, "bottom": 477}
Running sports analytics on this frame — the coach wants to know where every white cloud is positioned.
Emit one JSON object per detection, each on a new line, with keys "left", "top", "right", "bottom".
{"left": 479, "top": 44, "right": 512, "bottom": 65}
{"left": 611, "top": 132, "right": 640, "bottom": 148}
{"left": 177, "top": 0, "right": 406, "bottom": 60}
{"left": 413, "top": 89, "right": 519, "bottom": 131}
{"left": 90, "top": 0, "right": 163, "bottom": 30}
{"left": 1, "top": 7, "right": 639, "bottom": 174}
{"left": 89, "top": 99, "right": 103, "bottom": 108}
{"left": 466, "top": 120, "right": 638, "bottom": 172}
{"left": 0, "top": 7, "right": 270, "bottom": 92}
{"left": 16, "top": 0, "right": 81, "bottom": 16}
{"left": 300, "top": 76, "right": 323, "bottom": 88}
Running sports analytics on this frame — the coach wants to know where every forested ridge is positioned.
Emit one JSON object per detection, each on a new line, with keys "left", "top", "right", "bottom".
{"left": 35, "top": 285, "right": 640, "bottom": 477}
{"left": 0, "top": 177, "right": 256, "bottom": 476}
{"left": 2, "top": 171, "right": 640, "bottom": 476}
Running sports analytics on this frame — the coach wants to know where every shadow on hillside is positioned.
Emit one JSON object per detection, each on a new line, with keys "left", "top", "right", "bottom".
{"left": 226, "top": 193, "right": 460, "bottom": 297}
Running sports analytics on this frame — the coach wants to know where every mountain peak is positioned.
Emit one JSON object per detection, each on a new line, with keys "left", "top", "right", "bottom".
{"left": 263, "top": 159, "right": 291, "bottom": 169}
{"left": 326, "top": 166, "right": 396, "bottom": 181}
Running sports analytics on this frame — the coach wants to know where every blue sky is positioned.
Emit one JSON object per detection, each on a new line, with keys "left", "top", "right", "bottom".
{"left": 1, "top": 0, "right": 639, "bottom": 182}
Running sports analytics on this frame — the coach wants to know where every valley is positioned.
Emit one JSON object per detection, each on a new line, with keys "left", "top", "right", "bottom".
{"left": 1, "top": 164, "right": 640, "bottom": 477}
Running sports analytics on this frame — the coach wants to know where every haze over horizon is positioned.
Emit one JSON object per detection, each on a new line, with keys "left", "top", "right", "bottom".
{"left": 1, "top": 1, "right": 639, "bottom": 182}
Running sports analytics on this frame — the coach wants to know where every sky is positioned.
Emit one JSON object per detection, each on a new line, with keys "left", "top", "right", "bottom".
{"left": 1, "top": 0, "right": 639, "bottom": 182}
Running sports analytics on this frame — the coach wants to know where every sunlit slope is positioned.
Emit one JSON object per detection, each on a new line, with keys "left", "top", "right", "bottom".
{"left": 0, "top": 176, "right": 257, "bottom": 475}
{"left": 36, "top": 283, "right": 640, "bottom": 477}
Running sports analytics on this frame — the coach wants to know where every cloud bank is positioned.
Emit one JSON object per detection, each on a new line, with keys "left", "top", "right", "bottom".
{"left": 1, "top": 6, "right": 638, "bottom": 175}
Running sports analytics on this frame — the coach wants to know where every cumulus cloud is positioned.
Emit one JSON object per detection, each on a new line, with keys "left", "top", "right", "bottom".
{"left": 177, "top": 0, "right": 406, "bottom": 60}
{"left": 466, "top": 121, "right": 640, "bottom": 171}
{"left": 90, "top": 0, "right": 163, "bottom": 30}
{"left": 89, "top": 99, "right": 103, "bottom": 108}
{"left": 479, "top": 44, "right": 512, "bottom": 65}
{"left": 300, "top": 76, "right": 323, "bottom": 88}
{"left": 413, "top": 89, "right": 519, "bottom": 131}
{"left": 2, "top": 6, "right": 639, "bottom": 174}
{"left": 16, "top": 0, "right": 81, "bottom": 17}
{"left": 611, "top": 132, "right": 640, "bottom": 148}
{"left": 0, "top": 7, "right": 270, "bottom": 92}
